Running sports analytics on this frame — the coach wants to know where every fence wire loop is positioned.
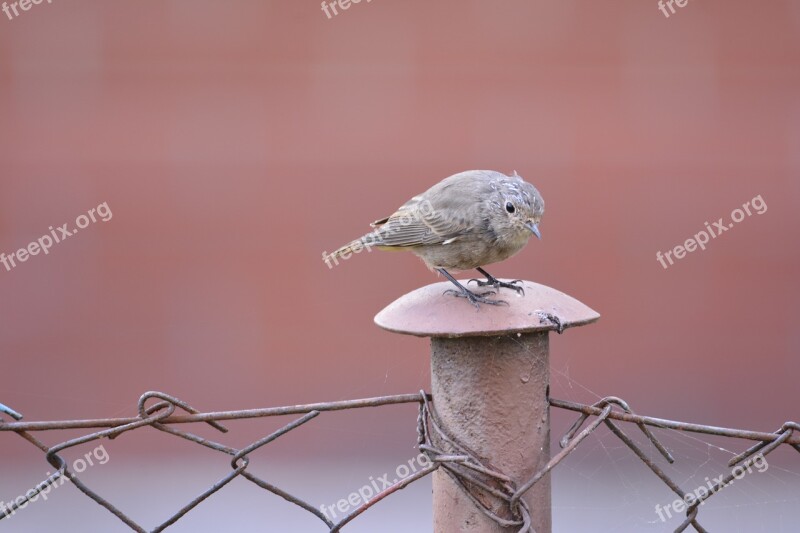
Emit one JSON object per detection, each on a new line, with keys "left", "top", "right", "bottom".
{"left": 728, "top": 421, "right": 800, "bottom": 467}
{"left": 139, "top": 391, "right": 228, "bottom": 435}
{"left": 560, "top": 396, "right": 674, "bottom": 463}
{"left": 0, "top": 390, "right": 797, "bottom": 533}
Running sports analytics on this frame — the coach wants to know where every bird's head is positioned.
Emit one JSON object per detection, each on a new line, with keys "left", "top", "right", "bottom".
{"left": 493, "top": 171, "right": 545, "bottom": 241}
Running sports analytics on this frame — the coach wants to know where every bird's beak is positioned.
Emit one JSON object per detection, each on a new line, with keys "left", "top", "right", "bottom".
{"left": 525, "top": 222, "right": 541, "bottom": 239}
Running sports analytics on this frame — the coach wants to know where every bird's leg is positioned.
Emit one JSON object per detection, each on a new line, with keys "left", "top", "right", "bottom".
{"left": 469, "top": 267, "right": 525, "bottom": 295}
{"left": 437, "top": 268, "right": 508, "bottom": 309}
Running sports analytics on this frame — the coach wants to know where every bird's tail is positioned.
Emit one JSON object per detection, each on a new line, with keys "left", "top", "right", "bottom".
{"left": 322, "top": 231, "right": 383, "bottom": 268}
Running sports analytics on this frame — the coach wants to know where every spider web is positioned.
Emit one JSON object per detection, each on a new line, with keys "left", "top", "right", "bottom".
{"left": 548, "top": 351, "right": 800, "bottom": 533}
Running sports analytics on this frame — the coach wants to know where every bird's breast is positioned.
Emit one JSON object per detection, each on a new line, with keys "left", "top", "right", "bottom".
{"left": 412, "top": 231, "right": 531, "bottom": 271}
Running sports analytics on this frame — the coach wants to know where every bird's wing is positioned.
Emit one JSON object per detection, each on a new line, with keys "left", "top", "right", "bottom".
{"left": 371, "top": 196, "right": 472, "bottom": 248}
{"left": 370, "top": 194, "right": 424, "bottom": 228}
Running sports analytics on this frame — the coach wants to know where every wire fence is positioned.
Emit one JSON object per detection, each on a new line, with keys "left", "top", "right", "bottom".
{"left": 0, "top": 390, "right": 797, "bottom": 533}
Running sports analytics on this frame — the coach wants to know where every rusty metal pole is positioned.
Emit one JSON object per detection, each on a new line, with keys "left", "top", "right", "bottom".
{"left": 375, "top": 279, "right": 599, "bottom": 533}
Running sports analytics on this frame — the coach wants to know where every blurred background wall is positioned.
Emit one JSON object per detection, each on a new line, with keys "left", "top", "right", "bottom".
{"left": 1, "top": 1, "right": 798, "bottom": 531}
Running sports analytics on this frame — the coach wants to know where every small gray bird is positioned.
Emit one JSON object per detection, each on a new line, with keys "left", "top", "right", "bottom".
{"left": 323, "top": 170, "right": 545, "bottom": 307}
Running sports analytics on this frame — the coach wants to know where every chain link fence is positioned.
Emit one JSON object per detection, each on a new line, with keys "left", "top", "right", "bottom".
{"left": 1, "top": 391, "right": 797, "bottom": 532}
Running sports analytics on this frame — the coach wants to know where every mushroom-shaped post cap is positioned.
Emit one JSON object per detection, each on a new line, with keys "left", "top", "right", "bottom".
{"left": 374, "top": 279, "right": 599, "bottom": 338}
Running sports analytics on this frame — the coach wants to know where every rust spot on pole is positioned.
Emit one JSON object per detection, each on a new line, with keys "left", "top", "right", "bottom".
{"left": 375, "top": 280, "right": 599, "bottom": 533}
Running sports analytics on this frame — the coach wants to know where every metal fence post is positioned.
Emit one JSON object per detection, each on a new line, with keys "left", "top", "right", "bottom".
{"left": 375, "top": 279, "right": 599, "bottom": 532}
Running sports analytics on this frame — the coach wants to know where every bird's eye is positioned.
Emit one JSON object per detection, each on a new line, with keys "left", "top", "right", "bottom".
{"left": 505, "top": 202, "right": 516, "bottom": 214}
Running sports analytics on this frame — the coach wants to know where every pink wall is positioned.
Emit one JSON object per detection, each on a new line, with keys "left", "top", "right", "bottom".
{"left": 0, "top": 2, "right": 798, "bottom": 529}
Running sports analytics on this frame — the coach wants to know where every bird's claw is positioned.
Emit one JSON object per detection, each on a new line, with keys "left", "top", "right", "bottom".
{"left": 443, "top": 289, "right": 508, "bottom": 309}
{"left": 468, "top": 278, "right": 525, "bottom": 296}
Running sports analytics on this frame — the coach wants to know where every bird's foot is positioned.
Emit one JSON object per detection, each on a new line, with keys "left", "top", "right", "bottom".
{"left": 469, "top": 277, "right": 525, "bottom": 296}
{"left": 443, "top": 288, "right": 508, "bottom": 309}
{"left": 536, "top": 311, "right": 565, "bottom": 334}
